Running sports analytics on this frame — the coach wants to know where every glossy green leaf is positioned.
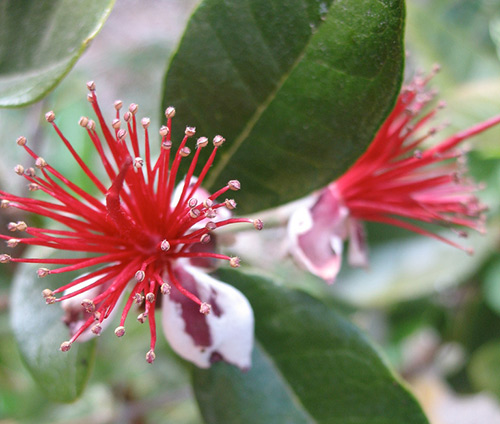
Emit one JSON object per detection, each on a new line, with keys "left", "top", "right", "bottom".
{"left": 162, "top": 0, "right": 405, "bottom": 213}
{"left": 0, "top": 0, "right": 115, "bottom": 107}
{"left": 10, "top": 253, "right": 95, "bottom": 403}
{"left": 193, "top": 269, "right": 429, "bottom": 424}
{"left": 483, "top": 259, "right": 500, "bottom": 316}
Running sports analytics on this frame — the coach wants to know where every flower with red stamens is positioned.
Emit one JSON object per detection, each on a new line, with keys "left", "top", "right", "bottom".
{"left": 0, "top": 82, "right": 262, "bottom": 368}
{"left": 289, "top": 69, "right": 500, "bottom": 284}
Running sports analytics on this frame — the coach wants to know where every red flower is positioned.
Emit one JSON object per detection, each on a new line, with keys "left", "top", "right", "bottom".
{"left": 289, "top": 70, "right": 500, "bottom": 284}
{"left": 0, "top": 82, "right": 262, "bottom": 368}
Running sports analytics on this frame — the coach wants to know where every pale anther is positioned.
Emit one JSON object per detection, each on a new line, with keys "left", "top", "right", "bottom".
{"left": 60, "top": 341, "right": 72, "bottom": 352}
{"left": 134, "top": 157, "right": 144, "bottom": 168}
{"left": 129, "top": 103, "right": 138, "bottom": 114}
{"left": 91, "top": 324, "right": 102, "bottom": 336}
{"left": 42, "top": 288, "right": 54, "bottom": 298}
{"left": 159, "top": 125, "right": 169, "bottom": 137}
{"left": 37, "top": 267, "right": 50, "bottom": 278}
{"left": 16, "top": 221, "right": 27, "bottom": 231}
{"left": 228, "top": 180, "right": 241, "bottom": 191}
{"left": 180, "top": 146, "right": 191, "bottom": 157}
{"left": 117, "top": 129, "right": 127, "bottom": 140}
{"left": 160, "top": 239, "right": 170, "bottom": 251}
{"left": 146, "top": 349, "right": 156, "bottom": 364}
{"left": 81, "top": 299, "right": 95, "bottom": 313}
{"left": 7, "top": 238, "right": 20, "bottom": 248}
{"left": 197, "top": 137, "right": 208, "bottom": 148}
{"left": 45, "top": 111, "right": 55, "bottom": 122}
{"left": 200, "top": 302, "right": 211, "bottom": 315}
{"left": 0, "top": 254, "right": 12, "bottom": 263}
{"left": 224, "top": 198, "right": 236, "bottom": 210}
{"left": 25, "top": 168, "right": 36, "bottom": 177}
{"left": 205, "top": 221, "right": 217, "bottom": 231}
{"left": 205, "top": 208, "right": 216, "bottom": 219}
{"left": 35, "top": 157, "right": 47, "bottom": 169}
{"left": 165, "top": 106, "right": 176, "bottom": 119}
{"left": 189, "top": 208, "right": 201, "bottom": 219}
{"left": 213, "top": 135, "right": 225, "bottom": 147}
{"left": 229, "top": 256, "right": 241, "bottom": 268}
{"left": 185, "top": 126, "right": 196, "bottom": 136}
{"left": 253, "top": 219, "right": 264, "bottom": 230}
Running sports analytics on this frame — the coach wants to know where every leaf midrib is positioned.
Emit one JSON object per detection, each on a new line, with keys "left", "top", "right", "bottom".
{"left": 204, "top": 0, "right": 333, "bottom": 189}
{"left": 256, "top": 340, "right": 317, "bottom": 424}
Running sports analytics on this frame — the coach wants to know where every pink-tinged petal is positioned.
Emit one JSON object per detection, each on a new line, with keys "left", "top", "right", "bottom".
{"left": 162, "top": 265, "right": 254, "bottom": 370}
{"left": 347, "top": 217, "right": 369, "bottom": 268}
{"left": 288, "top": 187, "right": 349, "bottom": 284}
{"left": 61, "top": 276, "right": 123, "bottom": 342}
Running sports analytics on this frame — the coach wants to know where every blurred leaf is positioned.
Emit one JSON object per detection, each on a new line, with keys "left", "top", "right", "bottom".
{"left": 0, "top": 0, "right": 115, "bottom": 107}
{"left": 406, "top": 0, "right": 500, "bottom": 86}
{"left": 483, "top": 259, "right": 500, "bottom": 316}
{"left": 332, "top": 230, "right": 496, "bottom": 308}
{"left": 10, "top": 250, "right": 96, "bottom": 403}
{"left": 162, "top": 0, "right": 405, "bottom": 213}
{"left": 193, "top": 269, "right": 429, "bottom": 424}
{"left": 468, "top": 339, "right": 500, "bottom": 399}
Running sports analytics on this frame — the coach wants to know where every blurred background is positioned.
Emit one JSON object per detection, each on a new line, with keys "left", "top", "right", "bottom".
{"left": 1, "top": 0, "right": 500, "bottom": 423}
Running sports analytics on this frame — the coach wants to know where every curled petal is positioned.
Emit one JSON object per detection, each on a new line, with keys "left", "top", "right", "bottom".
{"left": 288, "top": 186, "right": 349, "bottom": 284}
{"left": 347, "top": 217, "right": 369, "bottom": 268}
{"left": 162, "top": 265, "right": 254, "bottom": 370}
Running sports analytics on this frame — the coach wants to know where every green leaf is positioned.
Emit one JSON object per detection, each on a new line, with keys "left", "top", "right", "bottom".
{"left": 483, "top": 259, "right": 500, "bottom": 316}
{"left": 162, "top": 0, "right": 405, "bottom": 213}
{"left": 193, "top": 269, "right": 429, "bottom": 424}
{"left": 0, "top": 0, "right": 115, "bottom": 107}
{"left": 10, "top": 251, "right": 96, "bottom": 403}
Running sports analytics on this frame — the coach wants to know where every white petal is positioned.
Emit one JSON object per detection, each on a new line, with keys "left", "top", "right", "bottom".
{"left": 162, "top": 265, "right": 254, "bottom": 370}
{"left": 288, "top": 185, "right": 349, "bottom": 284}
{"left": 61, "top": 276, "right": 122, "bottom": 342}
{"left": 172, "top": 176, "right": 209, "bottom": 208}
